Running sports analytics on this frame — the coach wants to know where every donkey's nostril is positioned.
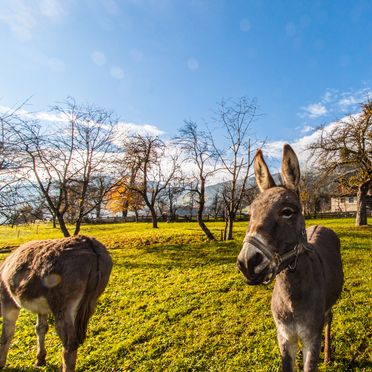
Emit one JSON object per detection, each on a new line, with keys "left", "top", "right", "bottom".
{"left": 248, "top": 251, "right": 264, "bottom": 275}
{"left": 237, "top": 258, "right": 245, "bottom": 272}
{"left": 252, "top": 252, "right": 263, "bottom": 265}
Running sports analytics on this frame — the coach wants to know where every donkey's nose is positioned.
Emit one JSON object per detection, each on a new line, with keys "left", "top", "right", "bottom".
{"left": 237, "top": 244, "right": 267, "bottom": 284}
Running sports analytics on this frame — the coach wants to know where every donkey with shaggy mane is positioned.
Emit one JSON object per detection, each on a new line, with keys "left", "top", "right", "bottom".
{"left": 0, "top": 235, "right": 112, "bottom": 371}
{"left": 237, "top": 144, "right": 343, "bottom": 371}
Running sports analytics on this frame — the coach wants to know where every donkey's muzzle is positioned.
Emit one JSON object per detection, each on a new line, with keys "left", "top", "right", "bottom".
{"left": 237, "top": 242, "right": 270, "bottom": 285}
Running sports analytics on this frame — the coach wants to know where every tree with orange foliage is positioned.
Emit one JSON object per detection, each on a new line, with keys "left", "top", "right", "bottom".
{"left": 106, "top": 180, "right": 144, "bottom": 221}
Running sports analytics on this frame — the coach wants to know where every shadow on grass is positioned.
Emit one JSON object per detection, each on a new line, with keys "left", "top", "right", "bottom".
{"left": 3, "top": 366, "right": 59, "bottom": 372}
{"left": 335, "top": 359, "right": 372, "bottom": 371}
{"left": 113, "top": 241, "right": 240, "bottom": 270}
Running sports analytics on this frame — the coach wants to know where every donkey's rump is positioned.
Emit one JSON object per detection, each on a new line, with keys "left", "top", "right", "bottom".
{"left": 0, "top": 236, "right": 111, "bottom": 315}
{"left": 306, "top": 225, "right": 343, "bottom": 310}
{"left": 0, "top": 235, "right": 112, "bottom": 371}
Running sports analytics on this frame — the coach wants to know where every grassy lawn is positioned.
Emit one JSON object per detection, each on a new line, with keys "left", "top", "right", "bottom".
{"left": 0, "top": 218, "right": 370, "bottom": 371}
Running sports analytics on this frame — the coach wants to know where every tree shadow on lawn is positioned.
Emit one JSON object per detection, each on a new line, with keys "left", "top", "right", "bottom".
{"left": 334, "top": 358, "right": 372, "bottom": 371}
{"left": 113, "top": 241, "right": 240, "bottom": 270}
{"left": 3, "top": 366, "right": 59, "bottom": 372}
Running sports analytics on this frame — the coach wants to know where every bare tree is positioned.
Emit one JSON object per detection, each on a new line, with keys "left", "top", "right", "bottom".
{"left": 157, "top": 178, "right": 184, "bottom": 222}
{"left": 174, "top": 121, "right": 217, "bottom": 240}
{"left": 300, "top": 171, "right": 334, "bottom": 217}
{"left": 308, "top": 101, "right": 372, "bottom": 226}
{"left": 0, "top": 102, "right": 33, "bottom": 224}
{"left": 89, "top": 175, "right": 113, "bottom": 220}
{"left": 207, "top": 191, "right": 224, "bottom": 221}
{"left": 210, "top": 97, "right": 259, "bottom": 239}
{"left": 121, "top": 134, "right": 179, "bottom": 228}
{"left": 9, "top": 98, "right": 118, "bottom": 236}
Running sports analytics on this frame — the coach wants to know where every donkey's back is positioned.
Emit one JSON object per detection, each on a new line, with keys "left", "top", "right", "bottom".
{"left": 0, "top": 235, "right": 112, "bottom": 371}
{"left": 307, "top": 225, "right": 343, "bottom": 310}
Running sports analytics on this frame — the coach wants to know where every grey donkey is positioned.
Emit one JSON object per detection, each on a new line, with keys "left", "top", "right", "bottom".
{"left": 237, "top": 144, "right": 343, "bottom": 371}
{"left": 0, "top": 235, "right": 112, "bottom": 371}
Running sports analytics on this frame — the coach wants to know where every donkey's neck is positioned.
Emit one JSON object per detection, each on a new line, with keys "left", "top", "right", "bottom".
{"left": 273, "top": 253, "right": 314, "bottom": 306}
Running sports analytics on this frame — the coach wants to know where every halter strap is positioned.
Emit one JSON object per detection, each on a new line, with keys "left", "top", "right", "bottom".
{"left": 243, "top": 228, "right": 313, "bottom": 283}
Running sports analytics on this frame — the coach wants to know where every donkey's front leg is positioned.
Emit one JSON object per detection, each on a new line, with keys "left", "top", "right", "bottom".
{"left": 302, "top": 335, "right": 321, "bottom": 372}
{"left": 277, "top": 329, "right": 297, "bottom": 372}
{"left": 35, "top": 314, "right": 49, "bottom": 366}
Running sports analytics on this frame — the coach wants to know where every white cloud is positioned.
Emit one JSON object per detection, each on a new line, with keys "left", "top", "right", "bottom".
{"left": 300, "top": 124, "right": 314, "bottom": 133}
{"left": 336, "top": 88, "right": 372, "bottom": 112}
{"left": 263, "top": 116, "right": 355, "bottom": 170}
{"left": 301, "top": 103, "right": 328, "bottom": 118}
{"left": 34, "top": 111, "right": 68, "bottom": 122}
{"left": 0, "top": 1, "right": 36, "bottom": 40}
{"left": 114, "top": 122, "right": 164, "bottom": 141}
{"left": 0, "top": 103, "right": 68, "bottom": 123}
{"left": 301, "top": 87, "right": 371, "bottom": 120}
{"left": 110, "top": 66, "right": 124, "bottom": 79}
{"left": 187, "top": 58, "right": 199, "bottom": 71}
{"left": 0, "top": 0, "right": 66, "bottom": 40}
{"left": 321, "top": 89, "right": 336, "bottom": 103}
{"left": 338, "top": 96, "right": 359, "bottom": 111}
{"left": 38, "top": 0, "right": 66, "bottom": 20}
{"left": 91, "top": 51, "right": 107, "bottom": 66}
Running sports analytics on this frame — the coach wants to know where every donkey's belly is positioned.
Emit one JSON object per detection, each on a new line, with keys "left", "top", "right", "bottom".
{"left": 12, "top": 294, "right": 51, "bottom": 315}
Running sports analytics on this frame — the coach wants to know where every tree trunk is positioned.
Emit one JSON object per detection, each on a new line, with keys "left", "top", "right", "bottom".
{"left": 57, "top": 214, "right": 70, "bottom": 237}
{"left": 356, "top": 181, "right": 369, "bottom": 226}
{"left": 121, "top": 199, "right": 129, "bottom": 220}
{"left": 149, "top": 205, "right": 158, "bottom": 228}
{"left": 226, "top": 219, "right": 233, "bottom": 240}
{"left": 223, "top": 219, "right": 228, "bottom": 241}
{"left": 197, "top": 210, "right": 215, "bottom": 241}
{"left": 134, "top": 209, "right": 139, "bottom": 223}
{"left": 196, "top": 180, "right": 215, "bottom": 240}
{"left": 96, "top": 204, "right": 101, "bottom": 220}
{"left": 226, "top": 212, "right": 235, "bottom": 240}
{"left": 74, "top": 218, "right": 82, "bottom": 236}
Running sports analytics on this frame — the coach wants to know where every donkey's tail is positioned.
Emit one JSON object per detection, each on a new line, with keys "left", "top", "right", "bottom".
{"left": 74, "top": 238, "right": 112, "bottom": 345}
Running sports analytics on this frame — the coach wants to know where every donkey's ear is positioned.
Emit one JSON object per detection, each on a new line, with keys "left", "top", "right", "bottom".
{"left": 282, "top": 144, "right": 300, "bottom": 191}
{"left": 254, "top": 149, "right": 276, "bottom": 192}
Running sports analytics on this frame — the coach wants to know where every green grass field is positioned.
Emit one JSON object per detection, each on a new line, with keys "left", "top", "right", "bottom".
{"left": 0, "top": 219, "right": 370, "bottom": 371}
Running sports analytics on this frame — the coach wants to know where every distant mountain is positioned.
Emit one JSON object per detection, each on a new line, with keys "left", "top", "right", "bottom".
{"left": 205, "top": 173, "right": 282, "bottom": 205}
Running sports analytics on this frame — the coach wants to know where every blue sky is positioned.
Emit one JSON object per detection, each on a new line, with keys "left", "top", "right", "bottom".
{"left": 0, "top": 0, "right": 371, "bottom": 149}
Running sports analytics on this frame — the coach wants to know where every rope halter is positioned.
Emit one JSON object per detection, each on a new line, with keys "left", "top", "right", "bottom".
{"left": 243, "top": 228, "right": 312, "bottom": 284}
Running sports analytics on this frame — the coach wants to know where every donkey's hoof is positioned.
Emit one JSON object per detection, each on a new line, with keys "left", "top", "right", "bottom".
{"left": 35, "top": 359, "right": 46, "bottom": 367}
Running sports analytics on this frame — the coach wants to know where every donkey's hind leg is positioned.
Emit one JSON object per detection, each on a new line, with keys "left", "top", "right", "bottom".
{"left": 35, "top": 314, "right": 49, "bottom": 366}
{"left": 55, "top": 314, "right": 79, "bottom": 372}
{"left": 0, "top": 300, "right": 20, "bottom": 368}
{"left": 324, "top": 310, "right": 332, "bottom": 364}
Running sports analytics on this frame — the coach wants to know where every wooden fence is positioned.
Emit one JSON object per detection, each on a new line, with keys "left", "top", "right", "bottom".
{"left": 83, "top": 211, "right": 371, "bottom": 224}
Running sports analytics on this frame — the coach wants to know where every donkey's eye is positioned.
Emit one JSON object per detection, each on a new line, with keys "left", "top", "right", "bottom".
{"left": 281, "top": 208, "right": 294, "bottom": 219}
